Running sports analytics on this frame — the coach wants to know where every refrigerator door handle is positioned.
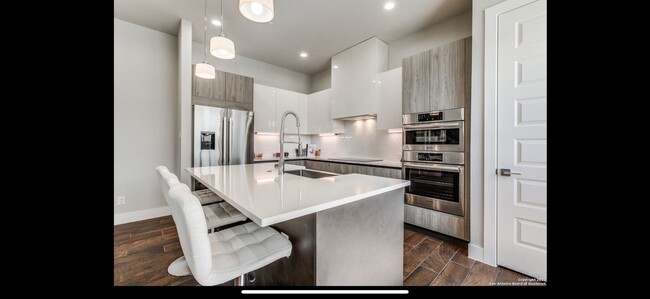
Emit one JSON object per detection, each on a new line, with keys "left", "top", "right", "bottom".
{"left": 229, "top": 117, "right": 234, "bottom": 165}
{"left": 222, "top": 116, "right": 228, "bottom": 165}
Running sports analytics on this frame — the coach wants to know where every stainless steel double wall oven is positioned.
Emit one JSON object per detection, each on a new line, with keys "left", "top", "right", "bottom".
{"left": 402, "top": 108, "right": 466, "bottom": 217}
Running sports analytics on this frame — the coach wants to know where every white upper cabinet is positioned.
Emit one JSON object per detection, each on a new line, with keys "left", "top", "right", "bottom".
{"left": 331, "top": 37, "right": 388, "bottom": 120}
{"left": 254, "top": 84, "right": 342, "bottom": 135}
{"left": 331, "top": 50, "right": 351, "bottom": 119}
{"left": 253, "top": 84, "right": 276, "bottom": 133}
{"left": 376, "top": 67, "right": 403, "bottom": 131}
{"left": 275, "top": 89, "right": 301, "bottom": 134}
{"left": 310, "top": 89, "right": 345, "bottom": 134}
{"left": 299, "top": 94, "right": 309, "bottom": 135}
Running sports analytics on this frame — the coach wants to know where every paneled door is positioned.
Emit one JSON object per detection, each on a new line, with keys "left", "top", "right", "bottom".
{"left": 496, "top": 0, "right": 547, "bottom": 280}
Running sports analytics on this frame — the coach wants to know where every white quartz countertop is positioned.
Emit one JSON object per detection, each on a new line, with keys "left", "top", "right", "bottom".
{"left": 253, "top": 156, "right": 403, "bottom": 168}
{"left": 186, "top": 163, "right": 410, "bottom": 227}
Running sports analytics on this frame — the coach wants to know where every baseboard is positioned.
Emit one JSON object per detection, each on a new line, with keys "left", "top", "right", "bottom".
{"left": 114, "top": 206, "right": 171, "bottom": 225}
{"left": 468, "top": 243, "right": 484, "bottom": 263}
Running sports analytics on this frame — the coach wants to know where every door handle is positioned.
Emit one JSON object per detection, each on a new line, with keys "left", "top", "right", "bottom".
{"left": 499, "top": 169, "right": 522, "bottom": 176}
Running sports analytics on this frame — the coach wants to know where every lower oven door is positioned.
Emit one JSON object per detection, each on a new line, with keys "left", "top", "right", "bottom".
{"left": 402, "top": 162, "right": 465, "bottom": 216}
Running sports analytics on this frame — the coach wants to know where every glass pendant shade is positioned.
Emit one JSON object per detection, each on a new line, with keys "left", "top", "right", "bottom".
{"left": 239, "top": 0, "right": 274, "bottom": 23}
{"left": 210, "top": 36, "right": 236, "bottom": 59}
{"left": 195, "top": 62, "right": 216, "bottom": 79}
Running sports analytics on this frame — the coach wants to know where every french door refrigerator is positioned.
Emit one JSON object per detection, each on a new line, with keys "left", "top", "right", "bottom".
{"left": 193, "top": 105, "right": 254, "bottom": 168}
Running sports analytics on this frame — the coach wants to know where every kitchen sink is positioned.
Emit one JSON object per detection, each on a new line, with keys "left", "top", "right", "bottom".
{"left": 284, "top": 169, "right": 338, "bottom": 179}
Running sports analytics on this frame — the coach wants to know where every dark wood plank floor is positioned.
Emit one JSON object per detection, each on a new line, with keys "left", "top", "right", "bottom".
{"left": 114, "top": 216, "right": 544, "bottom": 286}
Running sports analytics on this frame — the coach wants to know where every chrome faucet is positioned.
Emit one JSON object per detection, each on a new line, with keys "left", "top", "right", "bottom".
{"left": 276, "top": 110, "right": 301, "bottom": 175}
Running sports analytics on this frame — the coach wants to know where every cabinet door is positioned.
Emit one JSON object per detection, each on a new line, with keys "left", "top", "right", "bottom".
{"left": 253, "top": 84, "right": 277, "bottom": 132}
{"left": 275, "top": 89, "right": 300, "bottom": 134}
{"left": 402, "top": 51, "right": 430, "bottom": 114}
{"left": 377, "top": 67, "right": 403, "bottom": 130}
{"left": 225, "top": 73, "right": 253, "bottom": 104}
{"left": 299, "top": 94, "right": 309, "bottom": 135}
{"left": 430, "top": 37, "right": 471, "bottom": 110}
{"left": 192, "top": 66, "right": 226, "bottom": 99}
{"left": 331, "top": 49, "right": 351, "bottom": 119}
{"left": 316, "top": 90, "right": 330, "bottom": 133}
{"left": 350, "top": 39, "right": 377, "bottom": 116}
{"left": 308, "top": 93, "right": 320, "bottom": 134}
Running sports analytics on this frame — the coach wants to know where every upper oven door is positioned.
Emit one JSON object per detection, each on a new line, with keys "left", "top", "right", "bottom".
{"left": 402, "top": 121, "right": 464, "bottom": 152}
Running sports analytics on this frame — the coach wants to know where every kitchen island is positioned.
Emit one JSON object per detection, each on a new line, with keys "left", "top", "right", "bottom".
{"left": 186, "top": 163, "right": 410, "bottom": 286}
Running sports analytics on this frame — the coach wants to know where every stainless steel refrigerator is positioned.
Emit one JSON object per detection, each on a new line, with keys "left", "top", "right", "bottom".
{"left": 193, "top": 105, "right": 254, "bottom": 168}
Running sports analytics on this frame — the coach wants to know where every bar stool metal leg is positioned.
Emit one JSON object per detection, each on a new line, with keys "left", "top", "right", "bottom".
{"left": 233, "top": 274, "right": 245, "bottom": 286}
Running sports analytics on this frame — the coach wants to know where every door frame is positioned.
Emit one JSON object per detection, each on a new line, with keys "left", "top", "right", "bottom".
{"left": 482, "top": 0, "right": 539, "bottom": 266}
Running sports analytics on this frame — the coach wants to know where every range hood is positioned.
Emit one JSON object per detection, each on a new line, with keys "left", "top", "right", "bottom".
{"left": 333, "top": 114, "right": 377, "bottom": 121}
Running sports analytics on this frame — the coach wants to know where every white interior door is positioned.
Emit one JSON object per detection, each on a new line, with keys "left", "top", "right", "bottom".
{"left": 496, "top": 0, "right": 547, "bottom": 280}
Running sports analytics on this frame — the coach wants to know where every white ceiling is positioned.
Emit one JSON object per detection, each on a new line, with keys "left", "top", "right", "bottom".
{"left": 114, "top": 0, "right": 471, "bottom": 75}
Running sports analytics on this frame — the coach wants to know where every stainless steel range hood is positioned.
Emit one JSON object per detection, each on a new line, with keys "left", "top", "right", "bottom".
{"left": 333, "top": 114, "right": 377, "bottom": 121}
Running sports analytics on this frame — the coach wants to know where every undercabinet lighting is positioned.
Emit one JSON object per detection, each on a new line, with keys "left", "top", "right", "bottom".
{"left": 211, "top": 19, "right": 222, "bottom": 26}
{"left": 388, "top": 129, "right": 402, "bottom": 133}
{"left": 384, "top": 2, "right": 396, "bottom": 10}
{"left": 319, "top": 133, "right": 337, "bottom": 137}
{"left": 255, "top": 132, "right": 279, "bottom": 136}
{"left": 300, "top": 52, "right": 308, "bottom": 58}
{"left": 255, "top": 178, "right": 275, "bottom": 184}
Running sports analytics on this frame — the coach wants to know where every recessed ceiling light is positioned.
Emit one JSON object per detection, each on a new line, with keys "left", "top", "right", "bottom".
{"left": 384, "top": 2, "right": 396, "bottom": 10}
{"left": 300, "top": 52, "right": 308, "bottom": 58}
{"left": 211, "top": 19, "right": 222, "bottom": 26}
{"left": 333, "top": 65, "right": 339, "bottom": 69}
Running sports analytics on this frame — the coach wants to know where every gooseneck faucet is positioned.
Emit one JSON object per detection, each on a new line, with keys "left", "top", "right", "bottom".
{"left": 276, "top": 110, "right": 301, "bottom": 175}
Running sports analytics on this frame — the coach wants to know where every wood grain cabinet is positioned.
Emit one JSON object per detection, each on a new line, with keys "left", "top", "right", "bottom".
{"left": 304, "top": 160, "right": 401, "bottom": 179}
{"left": 192, "top": 65, "right": 254, "bottom": 110}
{"left": 225, "top": 73, "right": 253, "bottom": 104}
{"left": 402, "top": 37, "right": 471, "bottom": 114}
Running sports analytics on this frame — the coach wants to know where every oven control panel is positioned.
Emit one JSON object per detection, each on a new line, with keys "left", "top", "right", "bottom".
{"left": 417, "top": 112, "right": 443, "bottom": 122}
{"left": 417, "top": 153, "right": 443, "bottom": 162}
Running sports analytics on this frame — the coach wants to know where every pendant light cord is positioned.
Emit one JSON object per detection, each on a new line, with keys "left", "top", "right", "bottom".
{"left": 220, "top": 0, "right": 225, "bottom": 36}
{"left": 203, "top": 0, "right": 208, "bottom": 63}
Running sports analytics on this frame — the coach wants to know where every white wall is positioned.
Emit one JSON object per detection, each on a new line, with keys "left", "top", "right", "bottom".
{"left": 192, "top": 42, "right": 311, "bottom": 94}
{"left": 114, "top": 18, "right": 178, "bottom": 218}
{"left": 469, "top": 0, "right": 506, "bottom": 261}
{"left": 388, "top": 11, "right": 472, "bottom": 70}
{"left": 311, "top": 68, "right": 331, "bottom": 93}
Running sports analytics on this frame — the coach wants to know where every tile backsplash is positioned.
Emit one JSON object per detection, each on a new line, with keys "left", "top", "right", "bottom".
{"left": 311, "top": 119, "right": 402, "bottom": 162}
{"left": 254, "top": 134, "right": 312, "bottom": 159}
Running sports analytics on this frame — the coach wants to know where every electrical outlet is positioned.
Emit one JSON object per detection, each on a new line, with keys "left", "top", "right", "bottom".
{"left": 117, "top": 196, "right": 126, "bottom": 206}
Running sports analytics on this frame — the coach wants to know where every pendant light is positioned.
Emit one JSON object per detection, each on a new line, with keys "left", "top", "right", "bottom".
{"left": 210, "top": 0, "right": 236, "bottom": 59}
{"left": 195, "top": 0, "right": 216, "bottom": 79}
{"left": 239, "top": 0, "right": 274, "bottom": 23}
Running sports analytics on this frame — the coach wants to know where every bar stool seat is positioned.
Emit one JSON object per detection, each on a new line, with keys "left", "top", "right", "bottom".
{"left": 167, "top": 184, "right": 292, "bottom": 286}
{"left": 192, "top": 189, "right": 223, "bottom": 206}
{"left": 203, "top": 202, "right": 248, "bottom": 229}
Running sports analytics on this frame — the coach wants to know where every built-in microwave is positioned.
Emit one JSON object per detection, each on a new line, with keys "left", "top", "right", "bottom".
{"left": 402, "top": 108, "right": 465, "bottom": 152}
